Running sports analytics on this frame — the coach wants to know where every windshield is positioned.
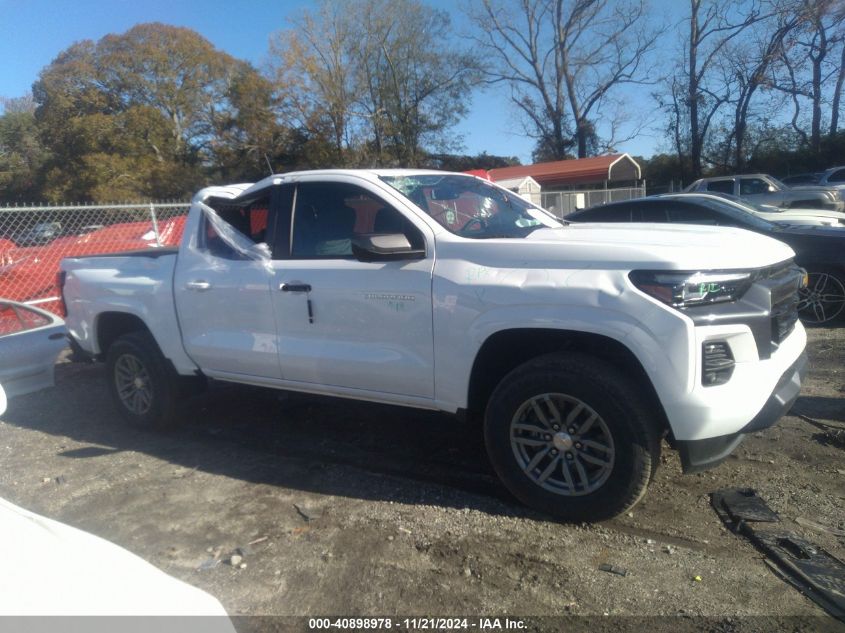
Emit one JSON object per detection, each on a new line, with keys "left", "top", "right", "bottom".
{"left": 380, "top": 174, "right": 563, "bottom": 238}
{"left": 767, "top": 176, "right": 788, "bottom": 190}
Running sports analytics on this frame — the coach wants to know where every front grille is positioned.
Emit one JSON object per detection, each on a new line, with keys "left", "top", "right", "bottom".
{"left": 760, "top": 262, "right": 802, "bottom": 347}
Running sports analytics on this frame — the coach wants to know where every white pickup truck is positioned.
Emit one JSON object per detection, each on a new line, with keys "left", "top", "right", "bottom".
{"left": 60, "top": 170, "right": 807, "bottom": 521}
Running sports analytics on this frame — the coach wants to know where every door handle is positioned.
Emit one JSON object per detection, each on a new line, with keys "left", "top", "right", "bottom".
{"left": 48, "top": 332, "right": 67, "bottom": 341}
{"left": 279, "top": 283, "right": 312, "bottom": 292}
{"left": 186, "top": 280, "right": 212, "bottom": 292}
{"left": 279, "top": 282, "right": 314, "bottom": 324}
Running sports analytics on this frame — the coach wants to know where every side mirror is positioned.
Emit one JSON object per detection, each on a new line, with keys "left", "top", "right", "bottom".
{"left": 351, "top": 233, "right": 425, "bottom": 262}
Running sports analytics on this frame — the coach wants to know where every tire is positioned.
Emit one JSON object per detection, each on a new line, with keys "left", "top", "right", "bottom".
{"left": 484, "top": 353, "right": 661, "bottom": 522}
{"left": 797, "top": 268, "right": 845, "bottom": 325}
{"left": 105, "top": 331, "right": 182, "bottom": 428}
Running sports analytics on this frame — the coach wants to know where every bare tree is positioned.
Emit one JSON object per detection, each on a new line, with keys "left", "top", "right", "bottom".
{"left": 352, "top": 0, "right": 478, "bottom": 165}
{"left": 720, "top": 1, "right": 802, "bottom": 169}
{"left": 269, "top": 2, "right": 361, "bottom": 163}
{"left": 830, "top": 39, "right": 845, "bottom": 135}
{"left": 470, "top": 0, "right": 660, "bottom": 160}
{"left": 670, "top": 0, "right": 764, "bottom": 178}
{"left": 769, "top": 0, "right": 845, "bottom": 152}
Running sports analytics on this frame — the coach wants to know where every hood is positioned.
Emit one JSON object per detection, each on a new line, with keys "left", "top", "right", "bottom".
{"left": 785, "top": 186, "right": 837, "bottom": 199}
{"left": 772, "top": 223, "right": 845, "bottom": 238}
{"left": 450, "top": 223, "right": 795, "bottom": 271}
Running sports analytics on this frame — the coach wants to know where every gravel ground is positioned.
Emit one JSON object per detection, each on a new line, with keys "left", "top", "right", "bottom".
{"left": 0, "top": 326, "right": 843, "bottom": 632}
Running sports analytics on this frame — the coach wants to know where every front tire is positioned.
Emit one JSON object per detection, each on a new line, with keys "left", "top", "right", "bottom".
{"left": 798, "top": 268, "right": 845, "bottom": 325}
{"left": 106, "top": 331, "right": 181, "bottom": 428}
{"left": 484, "top": 353, "right": 661, "bottom": 522}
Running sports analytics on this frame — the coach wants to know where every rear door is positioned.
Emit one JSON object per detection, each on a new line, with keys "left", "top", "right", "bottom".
{"left": 271, "top": 177, "right": 436, "bottom": 399}
{"left": 0, "top": 302, "right": 67, "bottom": 399}
{"left": 174, "top": 187, "right": 291, "bottom": 379}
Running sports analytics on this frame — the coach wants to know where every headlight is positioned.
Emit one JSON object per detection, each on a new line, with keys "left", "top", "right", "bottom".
{"left": 629, "top": 270, "right": 752, "bottom": 308}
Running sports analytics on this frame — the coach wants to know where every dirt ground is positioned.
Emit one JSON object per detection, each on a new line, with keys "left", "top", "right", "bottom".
{"left": 1, "top": 325, "right": 844, "bottom": 631}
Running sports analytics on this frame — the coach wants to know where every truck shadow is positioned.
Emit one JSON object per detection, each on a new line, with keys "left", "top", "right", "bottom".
{"left": 792, "top": 395, "right": 845, "bottom": 423}
{"left": 5, "top": 361, "right": 529, "bottom": 518}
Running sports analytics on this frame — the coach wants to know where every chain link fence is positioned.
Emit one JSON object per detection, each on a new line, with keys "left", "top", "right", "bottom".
{"left": 541, "top": 186, "right": 646, "bottom": 218}
{"left": 0, "top": 202, "right": 190, "bottom": 315}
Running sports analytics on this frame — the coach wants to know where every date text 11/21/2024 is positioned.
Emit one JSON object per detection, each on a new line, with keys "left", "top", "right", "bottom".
{"left": 307, "top": 617, "right": 526, "bottom": 630}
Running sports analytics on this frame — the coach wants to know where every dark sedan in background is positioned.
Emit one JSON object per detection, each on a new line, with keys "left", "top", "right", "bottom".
{"left": 567, "top": 193, "right": 845, "bottom": 324}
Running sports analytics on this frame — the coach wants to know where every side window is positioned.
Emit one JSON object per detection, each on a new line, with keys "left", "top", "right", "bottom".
{"left": 291, "top": 182, "right": 424, "bottom": 259}
{"left": 0, "top": 303, "right": 50, "bottom": 335}
{"left": 739, "top": 178, "right": 769, "bottom": 195}
{"left": 635, "top": 205, "right": 668, "bottom": 222}
{"left": 202, "top": 195, "right": 272, "bottom": 260}
{"left": 706, "top": 180, "right": 734, "bottom": 194}
{"left": 581, "top": 205, "right": 630, "bottom": 222}
{"left": 666, "top": 205, "right": 719, "bottom": 225}
{"left": 828, "top": 169, "right": 845, "bottom": 183}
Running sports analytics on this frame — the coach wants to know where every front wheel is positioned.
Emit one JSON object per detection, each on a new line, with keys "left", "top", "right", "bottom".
{"left": 797, "top": 268, "right": 845, "bottom": 325}
{"left": 484, "top": 353, "right": 661, "bottom": 522}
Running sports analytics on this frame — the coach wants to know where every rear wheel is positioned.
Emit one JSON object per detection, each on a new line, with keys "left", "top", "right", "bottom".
{"left": 798, "top": 268, "right": 845, "bottom": 325}
{"left": 484, "top": 353, "right": 661, "bottom": 522}
{"left": 106, "top": 331, "right": 182, "bottom": 428}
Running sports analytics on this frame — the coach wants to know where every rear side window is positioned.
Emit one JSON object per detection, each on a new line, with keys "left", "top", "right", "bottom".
{"left": 828, "top": 169, "right": 845, "bottom": 183}
{"left": 576, "top": 205, "right": 630, "bottom": 222}
{"left": 706, "top": 180, "right": 734, "bottom": 194}
{"left": 202, "top": 195, "right": 273, "bottom": 260}
{"left": 634, "top": 205, "right": 668, "bottom": 222}
{"left": 667, "top": 204, "right": 719, "bottom": 225}
{"left": 291, "top": 182, "right": 423, "bottom": 259}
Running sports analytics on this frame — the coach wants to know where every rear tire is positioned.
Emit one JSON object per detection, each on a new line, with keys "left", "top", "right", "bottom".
{"left": 106, "top": 331, "right": 181, "bottom": 428}
{"left": 484, "top": 353, "right": 661, "bottom": 522}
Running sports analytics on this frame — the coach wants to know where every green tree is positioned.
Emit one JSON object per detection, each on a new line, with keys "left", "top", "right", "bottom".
{"left": 470, "top": 0, "right": 661, "bottom": 160}
{"left": 33, "top": 23, "right": 281, "bottom": 202}
{"left": 0, "top": 95, "right": 49, "bottom": 202}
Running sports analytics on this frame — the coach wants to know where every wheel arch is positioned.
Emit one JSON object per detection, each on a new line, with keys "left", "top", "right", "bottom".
{"left": 466, "top": 328, "right": 669, "bottom": 433}
{"left": 95, "top": 311, "right": 155, "bottom": 358}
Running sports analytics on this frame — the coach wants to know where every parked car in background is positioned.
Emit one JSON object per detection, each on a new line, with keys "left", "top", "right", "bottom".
{"left": 781, "top": 173, "right": 823, "bottom": 186}
{"left": 685, "top": 174, "right": 843, "bottom": 211}
{"left": 13, "top": 221, "right": 63, "bottom": 247}
{"left": 707, "top": 192, "right": 845, "bottom": 227}
{"left": 0, "top": 299, "right": 67, "bottom": 414}
{"left": 567, "top": 193, "right": 845, "bottom": 324}
{"left": 782, "top": 166, "right": 845, "bottom": 192}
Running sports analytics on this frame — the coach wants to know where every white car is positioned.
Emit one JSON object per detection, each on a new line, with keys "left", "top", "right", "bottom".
{"left": 61, "top": 169, "right": 808, "bottom": 521}
{"left": 0, "top": 300, "right": 68, "bottom": 415}
{"left": 0, "top": 496, "right": 235, "bottom": 624}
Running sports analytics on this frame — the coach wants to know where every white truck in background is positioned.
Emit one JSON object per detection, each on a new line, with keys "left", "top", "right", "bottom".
{"left": 60, "top": 170, "right": 807, "bottom": 521}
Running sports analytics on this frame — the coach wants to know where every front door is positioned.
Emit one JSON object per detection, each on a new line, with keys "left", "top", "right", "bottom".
{"left": 271, "top": 179, "right": 435, "bottom": 399}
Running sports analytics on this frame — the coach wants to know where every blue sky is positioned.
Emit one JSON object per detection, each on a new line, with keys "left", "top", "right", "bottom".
{"left": 1, "top": 0, "right": 679, "bottom": 162}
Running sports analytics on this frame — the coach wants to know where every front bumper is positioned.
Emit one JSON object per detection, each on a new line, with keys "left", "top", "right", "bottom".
{"left": 675, "top": 351, "right": 807, "bottom": 473}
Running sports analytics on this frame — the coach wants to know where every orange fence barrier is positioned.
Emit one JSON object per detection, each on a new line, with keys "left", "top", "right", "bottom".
{"left": 0, "top": 203, "right": 189, "bottom": 315}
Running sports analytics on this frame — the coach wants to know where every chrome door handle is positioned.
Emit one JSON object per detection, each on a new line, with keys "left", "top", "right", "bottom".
{"left": 279, "top": 283, "right": 312, "bottom": 292}
{"left": 186, "top": 280, "right": 211, "bottom": 292}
